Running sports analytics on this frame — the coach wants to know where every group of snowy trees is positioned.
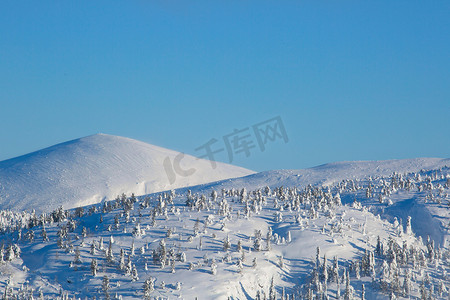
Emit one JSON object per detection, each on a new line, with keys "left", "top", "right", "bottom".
{"left": 0, "top": 166, "right": 449, "bottom": 298}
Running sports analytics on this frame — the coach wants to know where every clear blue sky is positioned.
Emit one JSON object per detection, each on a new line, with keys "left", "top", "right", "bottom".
{"left": 0, "top": 1, "right": 449, "bottom": 172}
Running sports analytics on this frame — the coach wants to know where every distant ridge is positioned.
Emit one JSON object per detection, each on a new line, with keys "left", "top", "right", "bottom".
{"left": 185, "top": 157, "right": 450, "bottom": 193}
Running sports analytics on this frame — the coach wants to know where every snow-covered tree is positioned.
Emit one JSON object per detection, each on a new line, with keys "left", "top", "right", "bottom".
{"left": 91, "top": 259, "right": 98, "bottom": 276}
{"left": 102, "top": 275, "right": 110, "bottom": 300}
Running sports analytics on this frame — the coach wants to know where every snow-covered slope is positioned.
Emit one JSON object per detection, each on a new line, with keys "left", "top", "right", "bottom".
{"left": 0, "top": 134, "right": 254, "bottom": 213}
{"left": 0, "top": 156, "right": 450, "bottom": 299}
{"left": 190, "top": 157, "right": 450, "bottom": 193}
{"left": 1, "top": 166, "right": 450, "bottom": 299}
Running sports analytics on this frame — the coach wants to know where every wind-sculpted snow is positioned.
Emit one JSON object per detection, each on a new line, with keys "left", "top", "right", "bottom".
{"left": 0, "top": 134, "right": 254, "bottom": 213}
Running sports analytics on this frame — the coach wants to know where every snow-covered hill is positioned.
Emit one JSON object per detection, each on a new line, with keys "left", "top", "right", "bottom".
{"left": 188, "top": 157, "right": 450, "bottom": 194}
{"left": 0, "top": 134, "right": 254, "bottom": 213}
{"left": 1, "top": 165, "right": 450, "bottom": 299}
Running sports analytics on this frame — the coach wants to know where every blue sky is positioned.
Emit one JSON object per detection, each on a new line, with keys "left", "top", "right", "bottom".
{"left": 0, "top": 1, "right": 449, "bottom": 171}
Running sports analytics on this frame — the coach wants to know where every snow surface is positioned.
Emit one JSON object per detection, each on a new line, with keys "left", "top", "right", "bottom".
{"left": 0, "top": 134, "right": 254, "bottom": 213}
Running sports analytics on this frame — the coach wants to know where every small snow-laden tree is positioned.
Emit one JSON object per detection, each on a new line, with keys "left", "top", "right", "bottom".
{"left": 81, "top": 226, "right": 87, "bottom": 238}
{"left": 332, "top": 256, "right": 340, "bottom": 284}
{"left": 133, "top": 223, "right": 145, "bottom": 238}
{"left": 269, "top": 276, "right": 276, "bottom": 300}
{"left": 266, "top": 227, "right": 273, "bottom": 251}
{"left": 143, "top": 277, "right": 155, "bottom": 299}
{"left": 130, "top": 241, "right": 135, "bottom": 257}
{"left": 334, "top": 193, "right": 342, "bottom": 206}
{"left": 274, "top": 211, "right": 283, "bottom": 223}
{"left": 74, "top": 246, "right": 81, "bottom": 264}
{"left": 179, "top": 251, "right": 186, "bottom": 263}
{"left": 236, "top": 258, "right": 243, "bottom": 273}
{"left": 403, "top": 269, "right": 412, "bottom": 297}
{"left": 237, "top": 240, "right": 243, "bottom": 252}
{"left": 26, "top": 229, "right": 35, "bottom": 242}
{"left": 131, "top": 264, "right": 139, "bottom": 281}
{"left": 90, "top": 241, "right": 96, "bottom": 255}
{"left": 375, "top": 236, "right": 383, "bottom": 257}
{"left": 380, "top": 260, "right": 390, "bottom": 291}
{"left": 344, "top": 270, "right": 353, "bottom": 300}
{"left": 265, "top": 186, "right": 271, "bottom": 196}
{"left": 321, "top": 254, "right": 328, "bottom": 284}
{"left": 102, "top": 275, "right": 110, "bottom": 300}
{"left": 391, "top": 268, "right": 401, "bottom": 294}
{"left": 171, "top": 259, "right": 176, "bottom": 273}
{"left": 361, "top": 284, "right": 365, "bottom": 300}
{"left": 106, "top": 242, "right": 114, "bottom": 263}
{"left": 315, "top": 247, "right": 321, "bottom": 269}
{"left": 405, "top": 216, "right": 413, "bottom": 235}
{"left": 91, "top": 259, "right": 98, "bottom": 276}
{"left": 99, "top": 237, "right": 104, "bottom": 251}
{"left": 254, "top": 230, "right": 263, "bottom": 251}
{"left": 240, "top": 188, "right": 247, "bottom": 203}
{"left": 211, "top": 190, "right": 218, "bottom": 202}
{"left": 6, "top": 245, "right": 15, "bottom": 261}
{"left": 354, "top": 261, "right": 360, "bottom": 280}
{"left": 211, "top": 259, "right": 217, "bottom": 275}
{"left": 41, "top": 227, "right": 49, "bottom": 242}
{"left": 193, "top": 218, "right": 200, "bottom": 236}
{"left": 336, "top": 282, "right": 341, "bottom": 299}
{"left": 119, "top": 249, "right": 125, "bottom": 270}
{"left": 126, "top": 254, "right": 132, "bottom": 275}
{"left": 223, "top": 234, "right": 231, "bottom": 251}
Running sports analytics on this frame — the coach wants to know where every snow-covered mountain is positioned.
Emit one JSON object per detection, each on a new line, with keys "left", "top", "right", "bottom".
{"left": 0, "top": 134, "right": 254, "bottom": 213}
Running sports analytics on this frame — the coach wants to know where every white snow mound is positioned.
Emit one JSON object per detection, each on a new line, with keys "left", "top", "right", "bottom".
{"left": 0, "top": 134, "right": 254, "bottom": 212}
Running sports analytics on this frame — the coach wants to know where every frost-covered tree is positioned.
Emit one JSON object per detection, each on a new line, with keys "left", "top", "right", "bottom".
{"left": 90, "top": 241, "right": 96, "bottom": 255}
{"left": 236, "top": 258, "right": 243, "bottom": 273}
{"left": 223, "top": 234, "right": 231, "bottom": 251}
{"left": 344, "top": 270, "right": 353, "bottom": 300}
{"left": 91, "top": 259, "right": 98, "bottom": 276}
{"left": 405, "top": 216, "right": 413, "bottom": 235}
{"left": 254, "top": 230, "right": 263, "bottom": 251}
{"left": 130, "top": 241, "right": 135, "bottom": 257}
{"left": 211, "top": 259, "right": 217, "bottom": 275}
{"left": 119, "top": 249, "right": 125, "bottom": 270}
{"left": 131, "top": 264, "right": 139, "bottom": 281}
{"left": 143, "top": 277, "right": 155, "bottom": 299}
{"left": 266, "top": 227, "right": 272, "bottom": 251}
{"left": 6, "top": 245, "right": 15, "bottom": 261}
{"left": 269, "top": 276, "right": 276, "bottom": 300}
{"left": 106, "top": 242, "right": 114, "bottom": 263}
{"left": 102, "top": 275, "right": 110, "bottom": 300}
{"left": 74, "top": 246, "right": 81, "bottom": 264}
